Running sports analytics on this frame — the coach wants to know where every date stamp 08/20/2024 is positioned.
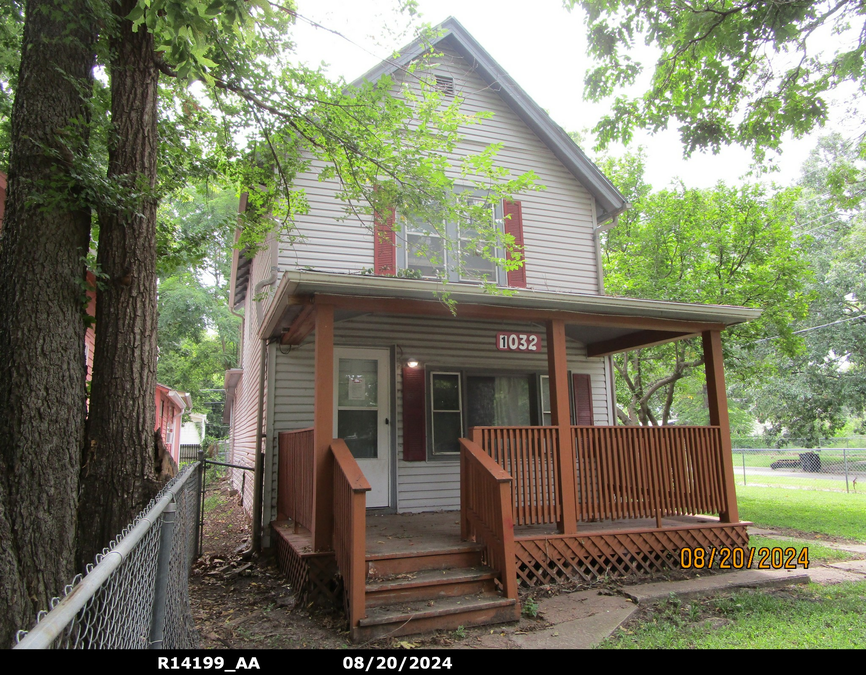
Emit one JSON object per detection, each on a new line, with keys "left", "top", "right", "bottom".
{"left": 679, "top": 546, "right": 810, "bottom": 570}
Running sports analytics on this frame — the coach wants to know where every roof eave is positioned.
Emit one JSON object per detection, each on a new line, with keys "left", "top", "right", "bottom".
{"left": 259, "top": 270, "right": 762, "bottom": 340}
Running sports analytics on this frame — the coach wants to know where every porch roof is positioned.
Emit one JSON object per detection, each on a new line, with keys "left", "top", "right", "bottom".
{"left": 260, "top": 270, "right": 761, "bottom": 354}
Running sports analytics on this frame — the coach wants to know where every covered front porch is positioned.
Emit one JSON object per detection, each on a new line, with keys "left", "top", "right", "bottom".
{"left": 261, "top": 271, "right": 757, "bottom": 639}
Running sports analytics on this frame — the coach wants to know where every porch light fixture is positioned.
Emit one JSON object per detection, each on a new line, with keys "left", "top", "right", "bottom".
{"left": 406, "top": 358, "right": 420, "bottom": 368}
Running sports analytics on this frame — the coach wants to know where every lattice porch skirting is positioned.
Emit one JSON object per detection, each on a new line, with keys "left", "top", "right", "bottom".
{"left": 273, "top": 523, "right": 340, "bottom": 607}
{"left": 514, "top": 523, "right": 749, "bottom": 586}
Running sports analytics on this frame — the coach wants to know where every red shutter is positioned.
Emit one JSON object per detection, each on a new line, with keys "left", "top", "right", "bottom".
{"left": 572, "top": 373, "right": 594, "bottom": 426}
{"left": 503, "top": 200, "right": 526, "bottom": 287}
{"left": 402, "top": 366, "right": 426, "bottom": 461}
{"left": 374, "top": 207, "right": 397, "bottom": 275}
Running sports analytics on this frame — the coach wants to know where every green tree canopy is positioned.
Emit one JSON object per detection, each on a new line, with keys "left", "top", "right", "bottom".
{"left": 745, "top": 134, "right": 866, "bottom": 445}
{"left": 157, "top": 183, "right": 241, "bottom": 438}
{"left": 601, "top": 150, "right": 812, "bottom": 425}
{"left": 569, "top": 0, "right": 866, "bottom": 160}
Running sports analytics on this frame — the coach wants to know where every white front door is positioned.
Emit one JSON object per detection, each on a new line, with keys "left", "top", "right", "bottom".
{"left": 334, "top": 348, "right": 391, "bottom": 508}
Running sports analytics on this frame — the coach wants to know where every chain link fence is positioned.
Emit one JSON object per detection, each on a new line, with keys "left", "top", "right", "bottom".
{"left": 14, "top": 463, "right": 202, "bottom": 649}
{"left": 732, "top": 437, "right": 866, "bottom": 493}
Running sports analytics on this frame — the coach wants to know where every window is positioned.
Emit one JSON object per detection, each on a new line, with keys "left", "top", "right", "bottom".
{"left": 405, "top": 219, "right": 445, "bottom": 279}
{"left": 426, "top": 371, "right": 541, "bottom": 459}
{"left": 416, "top": 369, "right": 593, "bottom": 461}
{"left": 540, "top": 375, "right": 552, "bottom": 426}
{"left": 430, "top": 372, "right": 463, "bottom": 455}
{"left": 466, "top": 375, "right": 532, "bottom": 427}
{"left": 401, "top": 195, "right": 505, "bottom": 285}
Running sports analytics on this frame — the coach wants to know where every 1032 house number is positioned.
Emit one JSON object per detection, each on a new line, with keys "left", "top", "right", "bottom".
{"left": 496, "top": 332, "right": 541, "bottom": 352}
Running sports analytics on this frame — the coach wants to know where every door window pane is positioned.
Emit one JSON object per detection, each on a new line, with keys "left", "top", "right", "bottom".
{"left": 338, "top": 410, "right": 378, "bottom": 459}
{"left": 337, "top": 357, "right": 379, "bottom": 459}
{"left": 338, "top": 358, "right": 378, "bottom": 408}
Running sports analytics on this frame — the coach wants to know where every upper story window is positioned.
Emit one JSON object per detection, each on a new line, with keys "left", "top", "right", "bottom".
{"left": 401, "top": 196, "right": 505, "bottom": 285}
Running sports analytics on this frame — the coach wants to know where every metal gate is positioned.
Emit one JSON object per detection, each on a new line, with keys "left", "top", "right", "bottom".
{"left": 197, "top": 445, "right": 255, "bottom": 558}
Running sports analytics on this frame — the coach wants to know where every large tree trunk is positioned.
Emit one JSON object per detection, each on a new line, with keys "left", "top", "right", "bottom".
{"left": 77, "top": 0, "right": 161, "bottom": 568}
{"left": 0, "top": 1, "right": 95, "bottom": 646}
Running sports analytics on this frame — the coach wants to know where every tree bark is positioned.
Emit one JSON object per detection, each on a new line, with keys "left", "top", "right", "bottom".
{"left": 0, "top": 1, "right": 95, "bottom": 646}
{"left": 77, "top": 0, "right": 161, "bottom": 568}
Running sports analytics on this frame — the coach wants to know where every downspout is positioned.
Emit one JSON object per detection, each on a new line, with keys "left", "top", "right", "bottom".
{"left": 250, "top": 263, "right": 279, "bottom": 554}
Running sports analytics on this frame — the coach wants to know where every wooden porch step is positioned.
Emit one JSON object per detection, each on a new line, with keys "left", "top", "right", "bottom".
{"left": 366, "top": 543, "right": 485, "bottom": 578}
{"left": 365, "top": 565, "right": 497, "bottom": 608}
{"left": 354, "top": 593, "right": 520, "bottom": 642}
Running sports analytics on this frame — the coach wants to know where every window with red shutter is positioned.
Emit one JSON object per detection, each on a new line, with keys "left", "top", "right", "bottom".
{"left": 503, "top": 200, "right": 527, "bottom": 288}
{"left": 402, "top": 366, "right": 426, "bottom": 461}
{"left": 572, "top": 373, "right": 594, "bottom": 425}
{"left": 399, "top": 194, "right": 508, "bottom": 286}
{"left": 374, "top": 207, "right": 397, "bottom": 275}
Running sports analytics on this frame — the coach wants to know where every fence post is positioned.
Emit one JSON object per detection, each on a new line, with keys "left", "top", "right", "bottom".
{"left": 149, "top": 502, "right": 177, "bottom": 649}
{"left": 742, "top": 448, "right": 747, "bottom": 486}
{"left": 194, "top": 455, "right": 203, "bottom": 559}
{"left": 198, "top": 449, "right": 206, "bottom": 557}
{"left": 844, "top": 446, "right": 850, "bottom": 494}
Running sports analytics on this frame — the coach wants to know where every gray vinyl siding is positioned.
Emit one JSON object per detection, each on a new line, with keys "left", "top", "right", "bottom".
{"left": 277, "top": 165, "right": 375, "bottom": 274}
{"left": 271, "top": 314, "right": 610, "bottom": 513}
{"left": 229, "top": 239, "right": 277, "bottom": 517}
{"left": 274, "top": 44, "right": 600, "bottom": 293}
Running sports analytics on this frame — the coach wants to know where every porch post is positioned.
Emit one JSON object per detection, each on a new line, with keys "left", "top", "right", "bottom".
{"left": 547, "top": 319, "right": 577, "bottom": 534}
{"left": 702, "top": 329, "right": 739, "bottom": 523}
{"left": 312, "top": 303, "right": 335, "bottom": 550}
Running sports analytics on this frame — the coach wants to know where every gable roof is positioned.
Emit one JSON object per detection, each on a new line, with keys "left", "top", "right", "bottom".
{"left": 353, "top": 17, "right": 628, "bottom": 223}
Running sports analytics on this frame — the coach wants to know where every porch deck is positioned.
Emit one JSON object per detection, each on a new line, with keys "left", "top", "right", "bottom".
{"left": 366, "top": 510, "right": 726, "bottom": 549}
{"left": 367, "top": 511, "right": 748, "bottom": 587}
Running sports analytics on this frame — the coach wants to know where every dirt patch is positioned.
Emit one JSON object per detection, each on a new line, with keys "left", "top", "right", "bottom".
{"left": 189, "top": 552, "right": 354, "bottom": 649}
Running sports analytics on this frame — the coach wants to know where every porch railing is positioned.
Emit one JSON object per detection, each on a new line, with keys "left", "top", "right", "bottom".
{"left": 573, "top": 425, "right": 728, "bottom": 523}
{"left": 459, "top": 438, "right": 518, "bottom": 602}
{"left": 471, "top": 424, "right": 730, "bottom": 529}
{"left": 277, "top": 428, "right": 314, "bottom": 531}
{"left": 332, "top": 439, "right": 370, "bottom": 631}
{"left": 470, "top": 426, "right": 560, "bottom": 526}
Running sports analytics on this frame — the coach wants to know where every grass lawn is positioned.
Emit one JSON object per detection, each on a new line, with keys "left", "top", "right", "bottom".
{"left": 734, "top": 474, "right": 855, "bottom": 492}
{"left": 600, "top": 581, "right": 866, "bottom": 649}
{"left": 747, "top": 536, "right": 857, "bottom": 565}
{"left": 737, "top": 485, "right": 866, "bottom": 541}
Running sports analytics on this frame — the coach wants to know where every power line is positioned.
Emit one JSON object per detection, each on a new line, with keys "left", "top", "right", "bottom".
{"left": 752, "top": 313, "right": 866, "bottom": 344}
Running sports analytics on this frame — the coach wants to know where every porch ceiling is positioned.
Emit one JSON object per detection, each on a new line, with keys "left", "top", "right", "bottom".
{"left": 260, "top": 270, "right": 761, "bottom": 353}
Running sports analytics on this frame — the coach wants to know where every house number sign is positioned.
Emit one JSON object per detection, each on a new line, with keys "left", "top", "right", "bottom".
{"left": 496, "top": 332, "right": 541, "bottom": 352}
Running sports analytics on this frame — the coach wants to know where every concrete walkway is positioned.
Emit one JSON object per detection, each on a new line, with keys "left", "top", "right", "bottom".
{"left": 469, "top": 527, "right": 866, "bottom": 649}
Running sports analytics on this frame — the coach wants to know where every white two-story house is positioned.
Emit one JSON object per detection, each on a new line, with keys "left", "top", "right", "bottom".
{"left": 224, "top": 18, "right": 759, "bottom": 640}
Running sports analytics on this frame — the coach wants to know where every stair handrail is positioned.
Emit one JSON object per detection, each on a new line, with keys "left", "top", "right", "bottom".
{"left": 332, "top": 439, "right": 371, "bottom": 630}
{"left": 459, "top": 437, "right": 518, "bottom": 601}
